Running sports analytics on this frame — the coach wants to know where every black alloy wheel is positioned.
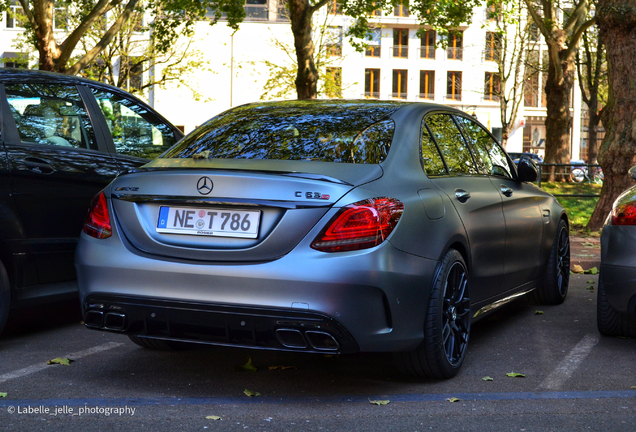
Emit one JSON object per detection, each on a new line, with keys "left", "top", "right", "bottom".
{"left": 395, "top": 249, "right": 471, "bottom": 379}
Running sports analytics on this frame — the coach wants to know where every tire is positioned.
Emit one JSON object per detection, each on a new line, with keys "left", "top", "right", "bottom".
{"left": 571, "top": 168, "right": 586, "bottom": 183}
{"left": 395, "top": 249, "right": 471, "bottom": 379}
{"left": 128, "top": 335, "right": 191, "bottom": 351}
{"left": 597, "top": 276, "right": 636, "bottom": 337}
{"left": 534, "top": 219, "right": 570, "bottom": 304}
{"left": 0, "top": 261, "right": 9, "bottom": 336}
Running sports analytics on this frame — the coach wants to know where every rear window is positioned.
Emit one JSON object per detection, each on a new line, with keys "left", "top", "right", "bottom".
{"left": 161, "top": 101, "right": 402, "bottom": 164}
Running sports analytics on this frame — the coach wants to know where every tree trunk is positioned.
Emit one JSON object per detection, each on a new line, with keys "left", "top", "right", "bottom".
{"left": 289, "top": 0, "right": 318, "bottom": 99}
{"left": 33, "top": 0, "right": 61, "bottom": 71}
{"left": 586, "top": 102, "right": 600, "bottom": 165}
{"left": 587, "top": 0, "right": 636, "bottom": 229}
{"left": 543, "top": 43, "right": 575, "bottom": 181}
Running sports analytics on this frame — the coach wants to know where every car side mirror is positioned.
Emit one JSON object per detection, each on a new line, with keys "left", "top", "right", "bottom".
{"left": 629, "top": 165, "right": 636, "bottom": 180}
{"left": 517, "top": 156, "right": 538, "bottom": 182}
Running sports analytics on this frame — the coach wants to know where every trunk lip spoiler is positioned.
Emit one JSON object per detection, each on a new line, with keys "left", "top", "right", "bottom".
{"left": 111, "top": 194, "right": 333, "bottom": 210}
{"left": 124, "top": 167, "right": 354, "bottom": 186}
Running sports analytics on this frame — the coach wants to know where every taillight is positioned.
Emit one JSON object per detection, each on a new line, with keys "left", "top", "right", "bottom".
{"left": 83, "top": 192, "right": 112, "bottom": 239}
{"left": 311, "top": 197, "right": 404, "bottom": 252}
{"left": 612, "top": 201, "right": 636, "bottom": 225}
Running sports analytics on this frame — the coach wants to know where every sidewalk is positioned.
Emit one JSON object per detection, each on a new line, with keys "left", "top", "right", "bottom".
{"left": 570, "top": 236, "right": 601, "bottom": 270}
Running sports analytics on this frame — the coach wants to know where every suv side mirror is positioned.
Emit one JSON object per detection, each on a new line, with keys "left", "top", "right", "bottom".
{"left": 629, "top": 165, "right": 636, "bottom": 180}
{"left": 517, "top": 156, "right": 538, "bottom": 182}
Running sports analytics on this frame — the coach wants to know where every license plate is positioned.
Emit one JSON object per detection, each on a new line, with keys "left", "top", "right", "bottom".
{"left": 156, "top": 206, "right": 260, "bottom": 238}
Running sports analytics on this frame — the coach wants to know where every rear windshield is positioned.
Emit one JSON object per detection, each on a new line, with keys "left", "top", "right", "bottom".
{"left": 161, "top": 101, "right": 402, "bottom": 164}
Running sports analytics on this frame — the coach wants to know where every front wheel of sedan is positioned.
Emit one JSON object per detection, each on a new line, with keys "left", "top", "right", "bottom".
{"left": 395, "top": 249, "right": 470, "bottom": 379}
{"left": 597, "top": 277, "right": 636, "bottom": 338}
{"left": 534, "top": 219, "right": 570, "bottom": 305}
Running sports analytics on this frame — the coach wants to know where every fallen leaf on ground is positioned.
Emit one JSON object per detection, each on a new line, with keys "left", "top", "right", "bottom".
{"left": 369, "top": 399, "right": 390, "bottom": 405}
{"left": 447, "top": 397, "right": 461, "bottom": 402}
{"left": 235, "top": 357, "right": 257, "bottom": 372}
{"left": 244, "top": 389, "right": 262, "bottom": 397}
{"left": 582, "top": 242, "right": 596, "bottom": 246}
{"left": 506, "top": 372, "right": 526, "bottom": 378}
{"left": 47, "top": 357, "right": 72, "bottom": 366}
{"left": 268, "top": 365, "right": 297, "bottom": 371}
{"left": 631, "top": 386, "right": 636, "bottom": 389}
{"left": 482, "top": 376, "right": 494, "bottom": 381}
{"left": 534, "top": 311, "right": 544, "bottom": 315}
{"left": 571, "top": 264, "right": 584, "bottom": 274}
{"left": 587, "top": 279, "right": 595, "bottom": 284}
{"left": 206, "top": 415, "right": 222, "bottom": 420}
{"left": 585, "top": 267, "right": 599, "bottom": 275}
{"left": 587, "top": 286, "right": 595, "bottom": 291}
{"left": 0, "top": 392, "right": 6, "bottom": 398}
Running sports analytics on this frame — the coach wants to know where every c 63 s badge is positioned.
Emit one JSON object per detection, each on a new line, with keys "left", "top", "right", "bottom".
{"left": 296, "top": 191, "right": 330, "bottom": 200}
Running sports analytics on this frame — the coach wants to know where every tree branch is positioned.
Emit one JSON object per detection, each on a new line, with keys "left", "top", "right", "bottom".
{"left": 58, "top": 0, "right": 115, "bottom": 63}
{"left": 565, "top": 17, "right": 596, "bottom": 59}
{"left": 65, "top": 0, "right": 140, "bottom": 75}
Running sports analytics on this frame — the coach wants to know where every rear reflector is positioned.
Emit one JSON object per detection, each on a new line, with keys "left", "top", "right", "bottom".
{"left": 311, "top": 197, "right": 403, "bottom": 252}
{"left": 83, "top": 191, "right": 112, "bottom": 239}
{"left": 612, "top": 202, "right": 636, "bottom": 225}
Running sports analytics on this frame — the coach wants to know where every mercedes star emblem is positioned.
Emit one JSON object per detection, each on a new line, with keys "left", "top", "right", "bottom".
{"left": 197, "top": 176, "right": 214, "bottom": 195}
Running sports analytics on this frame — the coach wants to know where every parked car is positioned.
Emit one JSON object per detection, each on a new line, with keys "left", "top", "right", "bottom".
{"left": 598, "top": 166, "right": 636, "bottom": 337}
{"left": 76, "top": 100, "right": 569, "bottom": 379}
{"left": 0, "top": 68, "right": 184, "bottom": 335}
{"left": 508, "top": 152, "right": 544, "bottom": 165}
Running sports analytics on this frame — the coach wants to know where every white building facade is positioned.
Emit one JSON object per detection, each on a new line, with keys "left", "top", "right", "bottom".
{"left": 1, "top": 2, "right": 583, "bottom": 159}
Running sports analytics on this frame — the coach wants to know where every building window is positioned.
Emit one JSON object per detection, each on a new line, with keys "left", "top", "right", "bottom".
{"left": 393, "top": 28, "right": 408, "bottom": 58}
{"left": 419, "top": 70, "right": 434, "bottom": 99}
{"left": 244, "top": 0, "right": 268, "bottom": 20}
{"left": 447, "top": 71, "right": 462, "bottom": 101}
{"left": 277, "top": 0, "right": 289, "bottom": 21}
{"left": 327, "top": 26, "right": 343, "bottom": 57}
{"left": 446, "top": 31, "right": 463, "bottom": 60}
{"left": 392, "top": 70, "right": 407, "bottom": 99}
{"left": 393, "top": 1, "right": 409, "bottom": 17}
{"left": 365, "top": 68, "right": 380, "bottom": 98}
{"left": 6, "top": 5, "right": 26, "bottom": 29}
{"left": 420, "top": 29, "right": 436, "bottom": 59}
{"left": 365, "top": 28, "right": 382, "bottom": 57}
{"left": 486, "top": 3, "right": 500, "bottom": 21}
{"left": 325, "top": 67, "right": 342, "bottom": 98}
{"left": 484, "top": 32, "right": 501, "bottom": 62}
{"left": 328, "top": 0, "right": 343, "bottom": 15}
{"left": 484, "top": 72, "right": 500, "bottom": 101}
{"left": 2, "top": 53, "right": 28, "bottom": 68}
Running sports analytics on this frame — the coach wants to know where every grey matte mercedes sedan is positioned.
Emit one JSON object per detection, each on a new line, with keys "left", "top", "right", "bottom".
{"left": 75, "top": 100, "right": 570, "bottom": 379}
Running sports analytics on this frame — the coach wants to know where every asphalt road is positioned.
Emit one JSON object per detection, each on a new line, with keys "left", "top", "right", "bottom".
{"left": 0, "top": 273, "right": 634, "bottom": 431}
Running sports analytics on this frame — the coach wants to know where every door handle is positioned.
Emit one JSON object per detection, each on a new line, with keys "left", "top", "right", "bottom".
{"left": 23, "top": 157, "right": 55, "bottom": 174}
{"left": 454, "top": 189, "right": 471, "bottom": 203}
{"left": 500, "top": 186, "right": 513, "bottom": 197}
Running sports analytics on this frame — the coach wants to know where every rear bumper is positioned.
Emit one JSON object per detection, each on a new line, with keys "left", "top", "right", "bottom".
{"left": 600, "top": 225, "right": 636, "bottom": 313}
{"left": 76, "top": 231, "right": 439, "bottom": 353}
{"left": 83, "top": 294, "right": 359, "bottom": 354}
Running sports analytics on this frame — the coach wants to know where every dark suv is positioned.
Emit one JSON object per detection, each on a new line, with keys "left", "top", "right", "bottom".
{"left": 0, "top": 69, "right": 184, "bottom": 334}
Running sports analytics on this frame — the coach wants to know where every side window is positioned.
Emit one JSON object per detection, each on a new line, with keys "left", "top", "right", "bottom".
{"left": 421, "top": 121, "right": 447, "bottom": 176}
{"left": 91, "top": 89, "right": 176, "bottom": 159}
{"left": 424, "top": 113, "right": 478, "bottom": 175}
{"left": 5, "top": 83, "right": 97, "bottom": 150}
{"left": 456, "top": 116, "right": 512, "bottom": 178}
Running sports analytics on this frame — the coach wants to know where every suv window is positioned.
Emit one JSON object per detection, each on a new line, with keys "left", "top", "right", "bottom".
{"left": 91, "top": 88, "right": 176, "bottom": 159}
{"left": 420, "top": 121, "right": 447, "bottom": 177}
{"left": 5, "top": 83, "right": 97, "bottom": 150}
{"left": 455, "top": 116, "right": 512, "bottom": 178}
{"left": 424, "top": 113, "right": 478, "bottom": 176}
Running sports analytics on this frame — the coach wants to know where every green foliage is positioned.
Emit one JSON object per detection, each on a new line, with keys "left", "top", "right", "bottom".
{"left": 540, "top": 182, "right": 601, "bottom": 227}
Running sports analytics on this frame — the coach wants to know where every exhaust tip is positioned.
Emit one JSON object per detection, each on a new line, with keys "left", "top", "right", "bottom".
{"left": 84, "top": 311, "right": 104, "bottom": 329}
{"left": 305, "top": 331, "right": 339, "bottom": 351}
{"left": 103, "top": 312, "right": 126, "bottom": 331}
{"left": 275, "top": 328, "right": 307, "bottom": 349}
